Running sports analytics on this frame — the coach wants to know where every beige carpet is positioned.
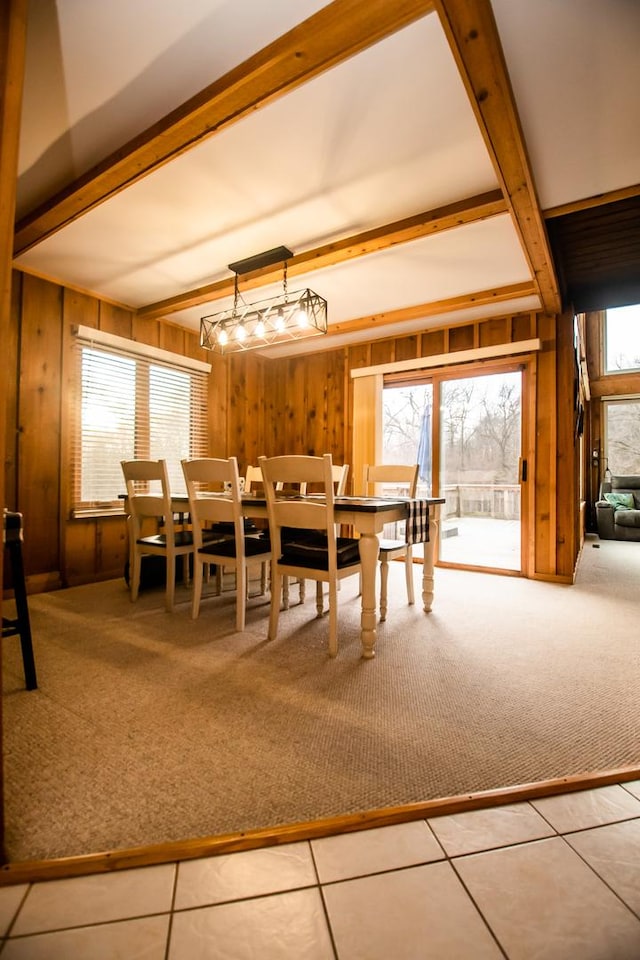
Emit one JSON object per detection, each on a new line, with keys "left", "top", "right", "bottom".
{"left": 2, "top": 537, "right": 639, "bottom": 863}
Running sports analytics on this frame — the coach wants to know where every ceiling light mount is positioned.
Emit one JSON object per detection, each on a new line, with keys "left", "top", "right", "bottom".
{"left": 200, "top": 246, "right": 327, "bottom": 355}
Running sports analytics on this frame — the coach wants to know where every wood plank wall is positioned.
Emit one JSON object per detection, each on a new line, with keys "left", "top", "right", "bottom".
{"left": 5, "top": 269, "right": 579, "bottom": 590}
{"left": 5, "top": 270, "right": 214, "bottom": 590}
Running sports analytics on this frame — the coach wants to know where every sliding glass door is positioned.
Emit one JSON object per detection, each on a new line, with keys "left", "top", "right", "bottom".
{"left": 382, "top": 366, "right": 525, "bottom": 573}
{"left": 439, "top": 370, "right": 522, "bottom": 571}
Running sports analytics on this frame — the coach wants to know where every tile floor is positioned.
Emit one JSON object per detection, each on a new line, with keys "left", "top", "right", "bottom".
{"left": 0, "top": 781, "right": 639, "bottom": 959}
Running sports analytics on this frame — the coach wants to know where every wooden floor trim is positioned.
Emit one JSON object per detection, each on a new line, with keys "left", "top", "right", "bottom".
{"left": 2, "top": 766, "right": 639, "bottom": 886}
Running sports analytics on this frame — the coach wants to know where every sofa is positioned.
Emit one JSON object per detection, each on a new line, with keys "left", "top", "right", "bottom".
{"left": 596, "top": 475, "right": 640, "bottom": 541}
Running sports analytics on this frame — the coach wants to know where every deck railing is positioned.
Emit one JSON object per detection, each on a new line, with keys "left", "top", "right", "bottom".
{"left": 442, "top": 483, "right": 520, "bottom": 521}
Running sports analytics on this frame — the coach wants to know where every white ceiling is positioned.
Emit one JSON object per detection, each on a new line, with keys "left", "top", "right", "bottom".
{"left": 13, "top": 0, "right": 640, "bottom": 356}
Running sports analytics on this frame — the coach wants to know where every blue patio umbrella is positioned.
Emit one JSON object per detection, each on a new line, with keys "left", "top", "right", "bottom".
{"left": 416, "top": 404, "right": 432, "bottom": 482}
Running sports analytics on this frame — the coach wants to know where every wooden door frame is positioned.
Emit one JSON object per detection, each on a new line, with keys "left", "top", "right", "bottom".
{"left": 381, "top": 354, "right": 536, "bottom": 576}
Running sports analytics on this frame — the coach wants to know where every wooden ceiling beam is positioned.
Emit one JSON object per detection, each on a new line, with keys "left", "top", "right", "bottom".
{"left": 13, "top": 0, "right": 435, "bottom": 256}
{"left": 544, "top": 184, "right": 640, "bottom": 220}
{"left": 324, "top": 280, "right": 537, "bottom": 337}
{"left": 138, "top": 191, "right": 507, "bottom": 321}
{"left": 433, "top": 0, "right": 560, "bottom": 314}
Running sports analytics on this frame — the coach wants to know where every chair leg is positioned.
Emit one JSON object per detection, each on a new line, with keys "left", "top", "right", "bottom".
{"left": 268, "top": 570, "right": 282, "bottom": 640}
{"left": 316, "top": 581, "right": 324, "bottom": 617}
{"left": 328, "top": 581, "right": 338, "bottom": 657}
{"left": 131, "top": 551, "right": 142, "bottom": 602}
{"left": 299, "top": 579, "right": 306, "bottom": 603}
{"left": 282, "top": 576, "right": 290, "bottom": 609}
{"left": 379, "top": 557, "right": 389, "bottom": 621}
{"left": 192, "top": 558, "right": 204, "bottom": 619}
{"left": 165, "top": 555, "right": 176, "bottom": 612}
{"left": 405, "top": 547, "right": 415, "bottom": 605}
{"left": 236, "top": 564, "right": 247, "bottom": 632}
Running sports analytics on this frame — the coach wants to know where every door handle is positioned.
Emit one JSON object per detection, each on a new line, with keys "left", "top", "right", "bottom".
{"left": 519, "top": 458, "right": 528, "bottom": 483}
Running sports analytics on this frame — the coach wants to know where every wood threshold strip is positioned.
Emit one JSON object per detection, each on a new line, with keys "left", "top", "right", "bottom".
{"left": 1, "top": 766, "right": 638, "bottom": 886}
{"left": 433, "top": 0, "right": 560, "bottom": 315}
{"left": 13, "top": 0, "right": 435, "bottom": 256}
{"left": 138, "top": 191, "right": 507, "bottom": 321}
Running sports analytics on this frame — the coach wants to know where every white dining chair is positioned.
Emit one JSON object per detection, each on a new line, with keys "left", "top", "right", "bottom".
{"left": 282, "top": 462, "right": 350, "bottom": 609}
{"left": 260, "top": 454, "right": 360, "bottom": 657}
{"left": 121, "top": 458, "right": 194, "bottom": 612}
{"left": 362, "top": 463, "right": 419, "bottom": 621}
{"left": 182, "top": 457, "right": 271, "bottom": 631}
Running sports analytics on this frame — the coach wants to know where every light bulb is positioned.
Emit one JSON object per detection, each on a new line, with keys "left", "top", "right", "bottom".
{"left": 235, "top": 323, "right": 247, "bottom": 341}
{"left": 217, "top": 326, "right": 228, "bottom": 346}
{"left": 255, "top": 318, "right": 266, "bottom": 338}
{"left": 296, "top": 308, "right": 308, "bottom": 328}
{"left": 275, "top": 309, "right": 285, "bottom": 332}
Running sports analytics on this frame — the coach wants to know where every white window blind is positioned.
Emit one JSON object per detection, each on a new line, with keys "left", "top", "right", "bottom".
{"left": 72, "top": 328, "right": 210, "bottom": 515}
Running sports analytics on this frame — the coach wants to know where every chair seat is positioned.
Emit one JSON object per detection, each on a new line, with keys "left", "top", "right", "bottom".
{"left": 137, "top": 530, "right": 194, "bottom": 548}
{"left": 281, "top": 534, "right": 360, "bottom": 570}
{"left": 379, "top": 537, "right": 405, "bottom": 554}
{"left": 200, "top": 535, "right": 271, "bottom": 559}
{"left": 209, "top": 518, "right": 258, "bottom": 535}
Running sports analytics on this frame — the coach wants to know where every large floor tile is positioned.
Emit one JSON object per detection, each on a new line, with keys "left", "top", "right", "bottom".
{"left": 10, "top": 864, "right": 175, "bottom": 936}
{"left": 565, "top": 819, "right": 640, "bottom": 915}
{"left": 169, "top": 888, "right": 334, "bottom": 960}
{"left": 311, "top": 821, "right": 443, "bottom": 883}
{"left": 531, "top": 785, "right": 640, "bottom": 833}
{"left": 622, "top": 780, "right": 640, "bottom": 801}
{"left": 0, "top": 884, "right": 28, "bottom": 936}
{"left": 322, "top": 860, "right": 502, "bottom": 959}
{"left": 174, "top": 842, "right": 316, "bottom": 909}
{"left": 453, "top": 836, "right": 640, "bottom": 960}
{"left": 427, "top": 801, "right": 554, "bottom": 856}
{"left": 1, "top": 914, "right": 170, "bottom": 960}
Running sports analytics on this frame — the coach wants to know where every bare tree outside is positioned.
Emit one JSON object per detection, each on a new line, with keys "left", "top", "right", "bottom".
{"left": 383, "top": 371, "right": 522, "bottom": 569}
{"left": 605, "top": 304, "right": 640, "bottom": 373}
{"left": 441, "top": 374, "right": 520, "bottom": 485}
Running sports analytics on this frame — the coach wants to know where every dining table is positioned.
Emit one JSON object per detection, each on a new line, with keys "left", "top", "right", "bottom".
{"left": 177, "top": 492, "right": 444, "bottom": 659}
{"left": 126, "top": 491, "right": 444, "bottom": 658}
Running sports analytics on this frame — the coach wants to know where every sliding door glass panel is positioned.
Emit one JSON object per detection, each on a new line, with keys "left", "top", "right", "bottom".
{"left": 439, "top": 371, "right": 521, "bottom": 570}
{"left": 382, "top": 383, "right": 433, "bottom": 559}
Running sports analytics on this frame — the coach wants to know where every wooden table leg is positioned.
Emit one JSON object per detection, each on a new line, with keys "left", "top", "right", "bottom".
{"left": 358, "top": 531, "right": 380, "bottom": 659}
{"left": 422, "top": 506, "right": 440, "bottom": 613}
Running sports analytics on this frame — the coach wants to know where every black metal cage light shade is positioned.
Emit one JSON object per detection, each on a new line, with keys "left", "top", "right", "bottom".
{"left": 200, "top": 248, "right": 328, "bottom": 355}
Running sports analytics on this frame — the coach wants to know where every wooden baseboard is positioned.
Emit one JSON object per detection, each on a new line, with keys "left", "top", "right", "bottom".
{"left": 2, "top": 765, "right": 639, "bottom": 887}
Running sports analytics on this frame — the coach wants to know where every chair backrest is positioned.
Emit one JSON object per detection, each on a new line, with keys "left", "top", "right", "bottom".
{"left": 121, "top": 459, "right": 173, "bottom": 535}
{"left": 362, "top": 463, "right": 418, "bottom": 498}
{"left": 181, "top": 457, "right": 243, "bottom": 548}
{"left": 244, "top": 464, "right": 264, "bottom": 494}
{"left": 332, "top": 463, "right": 349, "bottom": 496}
{"left": 259, "top": 454, "right": 337, "bottom": 555}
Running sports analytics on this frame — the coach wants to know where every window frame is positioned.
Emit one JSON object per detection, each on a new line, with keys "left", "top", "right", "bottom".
{"left": 71, "top": 326, "right": 210, "bottom": 518}
{"left": 603, "top": 305, "right": 640, "bottom": 376}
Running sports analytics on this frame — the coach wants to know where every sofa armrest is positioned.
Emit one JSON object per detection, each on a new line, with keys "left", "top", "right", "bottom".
{"left": 595, "top": 500, "right": 615, "bottom": 539}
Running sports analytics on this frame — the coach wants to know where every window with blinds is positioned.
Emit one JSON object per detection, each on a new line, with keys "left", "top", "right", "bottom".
{"left": 72, "top": 327, "right": 210, "bottom": 515}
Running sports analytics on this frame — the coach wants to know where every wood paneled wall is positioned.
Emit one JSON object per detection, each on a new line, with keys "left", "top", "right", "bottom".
{"left": 5, "top": 269, "right": 579, "bottom": 590}
{"left": 5, "top": 270, "right": 213, "bottom": 590}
